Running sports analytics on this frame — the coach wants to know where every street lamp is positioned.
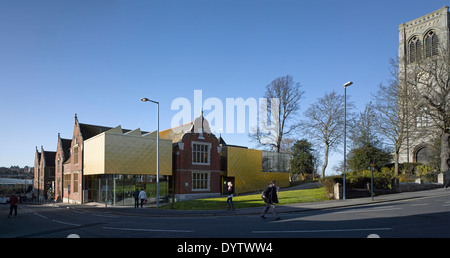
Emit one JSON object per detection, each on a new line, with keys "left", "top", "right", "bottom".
{"left": 343, "top": 81, "right": 353, "bottom": 200}
{"left": 141, "top": 97, "right": 160, "bottom": 208}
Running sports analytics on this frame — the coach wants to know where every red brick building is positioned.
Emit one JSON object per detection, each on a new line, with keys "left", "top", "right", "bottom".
{"left": 36, "top": 112, "right": 290, "bottom": 205}
{"left": 60, "top": 114, "right": 119, "bottom": 203}
{"left": 33, "top": 146, "right": 55, "bottom": 200}
{"left": 166, "top": 113, "right": 222, "bottom": 200}
{"left": 54, "top": 133, "right": 71, "bottom": 202}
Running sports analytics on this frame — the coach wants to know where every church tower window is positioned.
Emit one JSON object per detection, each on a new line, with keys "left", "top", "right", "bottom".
{"left": 425, "top": 30, "right": 439, "bottom": 57}
{"left": 408, "top": 36, "right": 422, "bottom": 63}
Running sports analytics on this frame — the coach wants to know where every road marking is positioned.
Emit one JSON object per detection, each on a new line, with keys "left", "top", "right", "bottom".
{"left": 102, "top": 226, "right": 194, "bottom": 233}
{"left": 334, "top": 207, "right": 402, "bottom": 214}
{"left": 91, "top": 213, "right": 119, "bottom": 218}
{"left": 52, "top": 220, "right": 81, "bottom": 227}
{"left": 33, "top": 213, "right": 48, "bottom": 219}
{"left": 373, "top": 205, "right": 397, "bottom": 209}
{"left": 411, "top": 203, "right": 429, "bottom": 206}
{"left": 72, "top": 210, "right": 87, "bottom": 214}
{"left": 252, "top": 228, "right": 392, "bottom": 234}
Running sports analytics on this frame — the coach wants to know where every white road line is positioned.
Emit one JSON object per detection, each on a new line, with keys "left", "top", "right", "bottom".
{"left": 334, "top": 207, "right": 402, "bottom": 214}
{"left": 33, "top": 213, "right": 48, "bottom": 219}
{"left": 373, "top": 205, "right": 397, "bottom": 209}
{"left": 411, "top": 203, "right": 429, "bottom": 206}
{"left": 102, "top": 226, "right": 194, "bottom": 233}
{"left": 52, "top": 220, "right": 81, "bottom": 227}
{"left": 91, "top": 213, "right": 119, "bottom": 218}
{"left": 252, "top": 228, "right": 392, "bottom": 234}
{"left": 33, "top": 212, "right": 81, "bottom": 226}
{"left": 72, "top": 210, "right": 87, "bottom": 214}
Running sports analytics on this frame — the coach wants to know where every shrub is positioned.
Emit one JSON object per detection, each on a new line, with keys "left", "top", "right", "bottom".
{"left": 319, "top": 176, "right": 341, "bottom": 199}
{"left": 415, "top": 164, "right": 437, "bottom": 183}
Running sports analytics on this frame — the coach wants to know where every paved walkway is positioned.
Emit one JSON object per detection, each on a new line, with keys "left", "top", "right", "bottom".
{"left": 49, "top": 187, "right": 450, "bottom": 218}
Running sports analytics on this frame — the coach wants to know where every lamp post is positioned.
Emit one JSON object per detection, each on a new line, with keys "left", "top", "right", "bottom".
{"left": 343, "top": 81, "right": 353, "bottom": 200}
{"left": 141, "top": 97, "right": 160, "bottom": 208}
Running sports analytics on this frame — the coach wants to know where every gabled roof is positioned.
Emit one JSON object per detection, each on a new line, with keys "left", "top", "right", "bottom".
{"left": 159, "top": 112, "right": 213, "bottom": 143}
{"left": 60, "top": 138, "right": 72, "bottom": 162}
{"left": 35, "top": 147, "right": 41, "bottom": 164}
{"left": 79, "top": 123, "right": 116, "bottom": 141}
{"left": 78, "top": 123, "right": 151, "bottom": 141}
{"left": 41, "top": 150, "right": 56, "bottom": 167}
{"left": 159, "top": 122, "right": 194, "bottom": 143}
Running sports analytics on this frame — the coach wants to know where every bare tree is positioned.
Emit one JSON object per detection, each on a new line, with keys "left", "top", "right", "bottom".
{"left": 372, "top": 58, "right": 410, "bottom": 175}
{"left": 348, "top": 103, "right": 380, "bottom": 148}
{"left": 404, "top": 47, "right": 450, "bottom": 172}
{"left": 249, "top": 75, "right": 304, "bottom": 152}
{"left": 301, "top": 90, "right": 352, "bottom": 177}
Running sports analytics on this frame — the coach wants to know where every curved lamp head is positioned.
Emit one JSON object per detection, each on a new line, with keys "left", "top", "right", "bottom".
{"left": 141, "top": 98, "right": 158, "bottom": 104}
{"left": 343, "top": 81, "right": 353, "bottom": 87}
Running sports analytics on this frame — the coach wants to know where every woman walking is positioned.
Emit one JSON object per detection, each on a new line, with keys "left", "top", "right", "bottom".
{"left": 226, "top": 182, "right": 235, "bottom": 211}
{"left": 138, "top": 189, "right": 147, "bottom": 208}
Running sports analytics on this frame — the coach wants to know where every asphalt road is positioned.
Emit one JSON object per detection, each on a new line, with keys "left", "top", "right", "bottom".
{"left": 1, "top": 190, "right": 449, "bottom": 239}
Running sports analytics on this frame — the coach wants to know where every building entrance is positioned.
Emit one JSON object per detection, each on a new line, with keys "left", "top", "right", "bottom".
{"left": 85, "top": 174, "right": 169, "bottom": 206}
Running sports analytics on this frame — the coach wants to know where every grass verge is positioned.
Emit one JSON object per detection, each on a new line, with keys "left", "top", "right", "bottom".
{"left": 160, "top": 187, "right": 328, "bottom": 210}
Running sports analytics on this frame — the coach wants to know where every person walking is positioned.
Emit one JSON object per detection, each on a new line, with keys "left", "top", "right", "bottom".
{"left": 226, "top": 182, "right": 235, "bottom": 211}
{"left": 133, "top": 188, "right": 140, "bottom": 208}
{"left": 138, "top": 189, "right": 147, "bottom": 208}
{"left": 8, "top": 193, "right": 19, "bottom": 218}
{"left": 261, "top": 180, "right": 280, "bottom": 220}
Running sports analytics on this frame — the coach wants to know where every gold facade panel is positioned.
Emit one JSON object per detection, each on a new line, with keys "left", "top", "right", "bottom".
{"left": 226, "top": 146, "right": 290, "bottom": 194}
{"left": 84, "top": 131, "right": 172, "bottom": 176}
{"left": 83, "top": 134, "right": 105, "bottom": 175}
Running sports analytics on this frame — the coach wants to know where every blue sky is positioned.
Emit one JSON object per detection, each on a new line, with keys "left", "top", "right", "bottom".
{"left": 0, "top": 0, "right": 447, "bottom": 175}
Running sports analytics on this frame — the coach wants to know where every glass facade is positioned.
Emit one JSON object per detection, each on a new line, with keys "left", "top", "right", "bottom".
{"left": 85, "top": 174, "right": 170, "bottom": 206}
{"left": 262, "top": 151, "right": 290, "bottom": 172}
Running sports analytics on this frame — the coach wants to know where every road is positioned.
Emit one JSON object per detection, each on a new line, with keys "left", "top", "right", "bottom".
{"left": 1, "top": 190, "right": 449, "bottom": 239}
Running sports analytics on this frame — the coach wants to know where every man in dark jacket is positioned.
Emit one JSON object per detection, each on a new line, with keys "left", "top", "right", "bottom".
{"left": 8, "top": 193, "right": 19, "bottom": 218}
{"left": 261, "top": 181, "right": 280, "bottom": 220}
{"left": 133, "top": 189, "right": 140, "bottom": 208}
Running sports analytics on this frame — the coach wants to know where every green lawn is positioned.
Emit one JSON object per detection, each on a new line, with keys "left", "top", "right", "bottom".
{"left": 160, "top": 187, "right": 328, "bottom": 210}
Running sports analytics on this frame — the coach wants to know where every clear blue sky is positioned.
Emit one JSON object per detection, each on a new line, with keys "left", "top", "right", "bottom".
{"left": 0, "top": 0, "right": 447, "bottom": 175}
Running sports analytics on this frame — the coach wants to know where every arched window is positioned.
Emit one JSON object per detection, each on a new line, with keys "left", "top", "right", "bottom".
{"left": 425, "top": 30, "right": 439, "bottom": 57}
{"left": 432, "top": 33, "right": 439, "bottom": 55}
{"left": 408, "top": 36, "right": 422, "bottom": 63}
{"left": 409, "top": 40, "right": 416, "bottom": 63}
{"left": 415, "top": 146, "right": 431, "bottom": 165}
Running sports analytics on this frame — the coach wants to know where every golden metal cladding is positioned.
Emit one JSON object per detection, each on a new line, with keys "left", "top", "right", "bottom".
{"left": 83, "top": 128, "right": 172, "bottom": 175}
{"left": 225, "top": 146, "right": 290, "bottom": 194}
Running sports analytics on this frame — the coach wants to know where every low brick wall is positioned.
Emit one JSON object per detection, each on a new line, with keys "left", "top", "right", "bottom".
{"left": 333, "top": 182, "right": 443, "bottom": 199}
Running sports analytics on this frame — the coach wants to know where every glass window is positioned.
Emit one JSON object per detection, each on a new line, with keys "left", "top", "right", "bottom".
{"left": 73, "top": 173, "right": 79, "bottom": 193}
{"left": 262, "top": 151, "right": 290, "bottom": 172}
{"left": 63, "top": 173, "right": 70, "bottom": 189}
{"left": 192, "top": 143, "right": 210, "bottom": 164}
{"left": 192, "top": 172, "right": 209, "bottom": 190}
{"left": 73, "top": 146, "right": 79, "bottom": 165}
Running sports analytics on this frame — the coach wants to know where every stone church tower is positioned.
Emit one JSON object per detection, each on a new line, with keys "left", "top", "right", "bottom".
{"left": 398, "top": 6, "right": 450, "bottom": 165}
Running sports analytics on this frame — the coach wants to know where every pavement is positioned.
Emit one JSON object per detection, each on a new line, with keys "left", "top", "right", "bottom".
{"left": 46, "top": 185, "right": 450, "bottom": 218}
